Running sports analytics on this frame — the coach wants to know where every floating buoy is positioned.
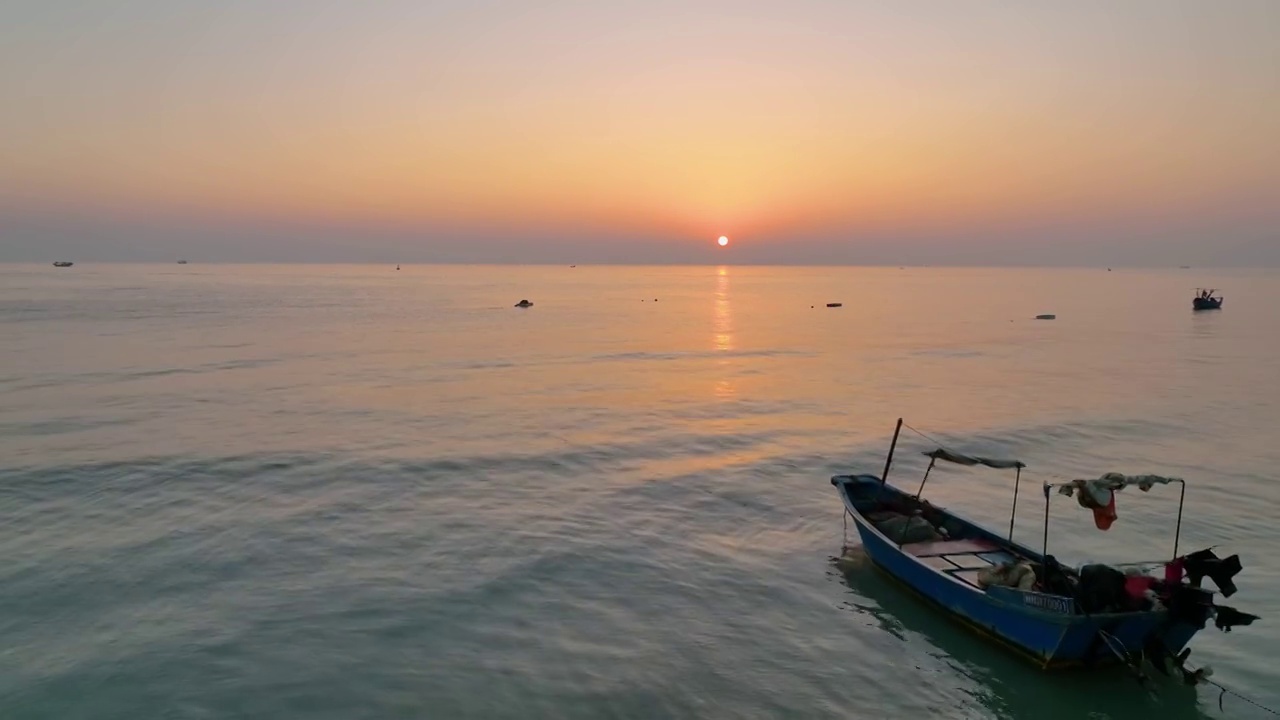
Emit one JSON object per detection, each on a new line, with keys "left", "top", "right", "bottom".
{"left": 826, "top": 302, "right": 843, "bottom": 308}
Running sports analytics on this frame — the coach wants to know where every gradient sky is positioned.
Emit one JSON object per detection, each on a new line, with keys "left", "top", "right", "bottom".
{"left": 2, "top": 0, "right": 1277, "bottom": 264}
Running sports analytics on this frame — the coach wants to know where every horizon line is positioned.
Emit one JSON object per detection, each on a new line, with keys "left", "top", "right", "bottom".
{"left": 2, "top": 260, "right": 1266, "bottom": 270}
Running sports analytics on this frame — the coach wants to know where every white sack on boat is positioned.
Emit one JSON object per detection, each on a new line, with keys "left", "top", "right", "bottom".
{"left": 978, "top": 562, "right": 1036, "bottom": 590}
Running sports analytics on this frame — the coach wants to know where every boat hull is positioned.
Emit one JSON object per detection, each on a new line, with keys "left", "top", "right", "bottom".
{"left": 834, "top": 474, "right": 1204, "bottom": 669}
{"left": 1192, "top": 297, "right": 1222, "bottom": 310}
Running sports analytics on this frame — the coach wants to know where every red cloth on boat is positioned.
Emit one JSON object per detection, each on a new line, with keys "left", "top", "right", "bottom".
{"left": 1093, "top": 492, "right": 1117, "bottom": 530}
{"left": 1165, "top": 556, "right": 1185, "bottom": 584}
{"left": 1070, "top": 482, "right": 1118, "bottom": 530}
{"left": 1125, "top": 575, "right": 1156, "bottom": 600}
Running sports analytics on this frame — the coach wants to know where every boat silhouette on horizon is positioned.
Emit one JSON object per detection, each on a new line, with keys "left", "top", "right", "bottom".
{"left": 1192, "top": 288, "right": 1222, "bottom": 311}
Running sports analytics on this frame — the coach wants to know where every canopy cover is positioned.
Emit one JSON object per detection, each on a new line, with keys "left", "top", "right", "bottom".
{"left": 923, "top": 448, "right": 1026, "bottom": 470}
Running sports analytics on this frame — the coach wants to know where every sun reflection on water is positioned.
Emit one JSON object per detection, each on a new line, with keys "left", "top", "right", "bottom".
{"left": 713, "top": 266, "right": 735, "bottom": 400}
{"left": 713, "top": 266, "right": 733, "bottom": 352}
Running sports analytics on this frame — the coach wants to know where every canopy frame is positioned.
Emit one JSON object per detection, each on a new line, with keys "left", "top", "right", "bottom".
{"left": 893, "top": 436, "right": 1026, "bottom": 546}
{"left": 1040, "top": 477, "right": 1187, "bottom": 561}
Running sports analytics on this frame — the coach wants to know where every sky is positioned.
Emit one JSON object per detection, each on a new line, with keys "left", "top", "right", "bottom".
{"left": 1, "top": 0, "right": 1277, "bottom": 265}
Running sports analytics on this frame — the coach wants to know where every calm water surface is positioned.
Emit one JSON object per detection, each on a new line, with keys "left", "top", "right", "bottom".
{"left": 2, "top": 264, "right": 1278, "bottom": 719}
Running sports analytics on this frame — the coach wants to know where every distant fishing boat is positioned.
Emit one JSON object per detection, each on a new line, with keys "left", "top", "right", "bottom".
{"left": 177, "top": 260, "right": 188, "bottom": 264}
{"left": 1192, "top": 288, "right": 1222, "bottom": 311}
{"left": 52, "top": 261, "right": 73, "bottom": 267}
{"left": 832, "top": 418, "right": 1258, "bottom": 673}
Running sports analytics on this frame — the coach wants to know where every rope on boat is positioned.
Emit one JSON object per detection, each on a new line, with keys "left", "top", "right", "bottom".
{"left": 899, "top": 421, "right": 1079, "bottom": 486}
{"left": 902, "top": 421, "right": 948, "bottom": 449}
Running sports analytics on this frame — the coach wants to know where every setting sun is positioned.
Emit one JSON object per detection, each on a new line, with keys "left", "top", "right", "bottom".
{"left": 718, "top": 236, "right": 729, "bottom": 247}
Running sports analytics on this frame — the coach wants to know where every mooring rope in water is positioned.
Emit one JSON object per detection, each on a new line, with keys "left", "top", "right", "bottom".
{"left": 1198, "top": 673, "right": 1280, "bottom": 716}
{"left": 1095, "top": 628, "right": 1278, "bottom": 716}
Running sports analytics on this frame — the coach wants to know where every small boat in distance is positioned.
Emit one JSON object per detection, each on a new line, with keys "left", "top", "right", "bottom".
{"left": 832, "top": 418, "right": 1258, "bottom": 672}
{"left": 1192, "top": 288, "right": 1222, "bottom": 311}
{"left": 52, "top": 261, "right": 73, "bottom": 267}
{"left": 177, "top": 260, "right": 188, "bottom": 264}
{"left": 514, "top": 299, "right": 533, "bottom": 308}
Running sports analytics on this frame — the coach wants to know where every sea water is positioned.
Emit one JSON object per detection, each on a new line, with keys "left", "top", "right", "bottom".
{"left": 2, "top": 264, "right": 1277, "bottom": 719}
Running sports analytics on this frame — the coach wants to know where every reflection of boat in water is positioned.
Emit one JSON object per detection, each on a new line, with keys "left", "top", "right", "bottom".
{"left": 1192, "top": 289, "right": 1222, "bottom": 311}
{"left": 833, "top": 551, "right": 1208, "bottom": 720}
{"left": 52, "top": 261, "right": 73, "bottom": 267}
{"left": 831, "top": 419, "right": 1258, "bottom": 674}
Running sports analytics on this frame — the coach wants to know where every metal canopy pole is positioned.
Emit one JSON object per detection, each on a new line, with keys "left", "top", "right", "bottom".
{"left": 1172, "top": 479, "right": 1186, "bottom": 560}
{"left": 1008, "top": 466, "right": 1022, "bottom": 542}
{"left": 1041, "top": 483, "right": 1051, "bottom": 559}
{"left": 880, "top": 418, "right": 903, "bottom": 485}
{"left": 915, "top": 457, "right": 937, "bottom": 499}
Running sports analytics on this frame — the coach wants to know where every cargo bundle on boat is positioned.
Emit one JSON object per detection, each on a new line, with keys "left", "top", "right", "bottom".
{"left": 832, "top": 419, "right": 1258, "bottom": 680}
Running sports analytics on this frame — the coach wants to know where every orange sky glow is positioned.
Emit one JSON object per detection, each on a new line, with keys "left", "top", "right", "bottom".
{"left": 2, "top": 1, "right": 1277, "bottom": 264}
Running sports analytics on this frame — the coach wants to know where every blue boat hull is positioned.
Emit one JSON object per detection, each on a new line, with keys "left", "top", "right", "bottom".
{"left": 834, "top": 474, "right": 1205, "bottom": 669}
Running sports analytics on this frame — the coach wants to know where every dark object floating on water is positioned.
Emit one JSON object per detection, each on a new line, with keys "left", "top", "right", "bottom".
{"left": 826, "top": 302, "right": 842, "bottom": 308}
{"left": 1035, "top": 314, "right": 1056, "bottom": 320}
{"left": 570, "top": 265, "right": 576, "bottom": 268}
{"left": 395, "top": 264, "right": 400, "bottom": 270}
{"left": 831, "top": 417, "right": 1260, "bottom": 670}
{"left": 1193, "top": 288, "right": 1222, "bottom": 311}
{"left": 514, "top": 299, "right": 533, "bottom": 308}
{"left": 52, "top": 261, "right": 73, "bottom": 267}
{"left": 177, "top": 260, "right": 189, "bottom": 264}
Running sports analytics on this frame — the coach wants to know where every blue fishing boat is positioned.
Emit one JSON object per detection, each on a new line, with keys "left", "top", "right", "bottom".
{"left": 833, "top": 419, "right": 1258, "bottom": 675}
{"left": 1192, "top": 288, "right": 1222, "bottom": 310}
